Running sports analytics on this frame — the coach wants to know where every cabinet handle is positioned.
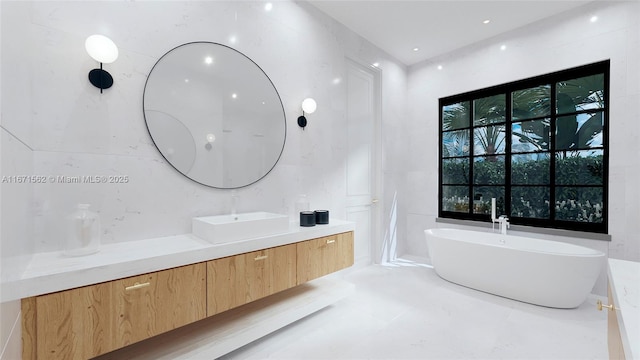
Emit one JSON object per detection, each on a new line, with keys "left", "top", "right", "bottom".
{"left": 596, "top": 299, "right": 616, "bottom": 311}
{"left": 125, "top": 282, "right": 151, "bottom": 291}
{"left": 326, "top": 239, "right": 336, "bottom": 244}
{"left": 254, "top": 255, "right": 269, "bottom": 261}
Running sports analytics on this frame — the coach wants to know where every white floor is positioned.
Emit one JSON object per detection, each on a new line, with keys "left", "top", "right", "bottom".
{"left": 219, "top": 260, "right": 608, "bottom": 360}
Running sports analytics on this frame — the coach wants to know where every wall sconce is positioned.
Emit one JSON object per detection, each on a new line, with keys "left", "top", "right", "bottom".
{"left": 85, "top": 34, "right": 119, "bottom": 93}
{"left": 297, "top": 98, "right": 317, "bottom": 130}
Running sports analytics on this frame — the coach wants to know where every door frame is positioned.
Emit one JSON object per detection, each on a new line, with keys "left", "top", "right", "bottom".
{"left": 345, "top": 57, "right": 383, "bottom": 265}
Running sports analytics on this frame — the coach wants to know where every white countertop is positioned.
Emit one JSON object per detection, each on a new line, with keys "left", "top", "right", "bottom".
{"left": 2, "top": 219, "right": 354, "bottom": 302}
{"left": 608, "top": 258, "right": 640, "bottom": 360}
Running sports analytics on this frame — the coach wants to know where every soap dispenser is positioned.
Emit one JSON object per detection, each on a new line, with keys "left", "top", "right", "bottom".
{"left": 64, "top": 203, "right": 101, "bottom": 256}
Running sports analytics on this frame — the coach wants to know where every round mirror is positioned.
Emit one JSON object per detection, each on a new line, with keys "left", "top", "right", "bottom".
{"left": 143, "top": 42, "right": 286, "bottom": 189}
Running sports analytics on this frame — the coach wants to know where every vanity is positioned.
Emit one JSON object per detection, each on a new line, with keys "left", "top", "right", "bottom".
{"left": 8, "top": 220, "right": 355, "bottom": 359}
{"left": 603, "top": 259, "right": 639, "bottom": 360}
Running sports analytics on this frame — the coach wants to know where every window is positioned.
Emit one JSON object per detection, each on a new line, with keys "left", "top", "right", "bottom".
{"left": 439, "top": 61, "right": 609, "bottom": 234}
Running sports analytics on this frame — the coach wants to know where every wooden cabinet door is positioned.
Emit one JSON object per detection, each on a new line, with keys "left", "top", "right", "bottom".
{"left": 113, "top": 264, "right": 206, "bottom": 346}
{"left": 24, "top": 263, "right": 206, "bottom": 359}
{"left": 207, "top": 244, "right": 297, "bottom": 316}
{"left": 296, "top": 231, "right": 354, "bottom": 284}
{"left": 26, "top": 280, "right": 114, "bottom": 360}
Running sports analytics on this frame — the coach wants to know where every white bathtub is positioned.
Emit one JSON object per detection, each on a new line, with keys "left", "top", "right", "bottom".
{"left": 424, "top": 228, "right": 605, "bottom": 308}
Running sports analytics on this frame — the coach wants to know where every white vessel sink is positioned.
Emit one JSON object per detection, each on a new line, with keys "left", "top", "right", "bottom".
{"left": 192, "top": 212, "right": 290, "bottom": 244}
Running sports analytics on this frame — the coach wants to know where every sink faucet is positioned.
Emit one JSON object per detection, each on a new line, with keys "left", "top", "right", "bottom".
{"left": 497, "top": 215, "right": 510, "bottom": 236}
{"left": 230, "top": 190, "right": 237, "bottom": 216}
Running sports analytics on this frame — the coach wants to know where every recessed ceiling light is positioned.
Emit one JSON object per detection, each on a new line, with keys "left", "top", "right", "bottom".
{"left": 483, "top": 19, "right": 491, "bottom": 24}
{"left": 229, "top": 35, "right": 237, "bottom": 44}
{"left": 265, "top": 3, "right": 273, "bottom": 11}
{"left": 413, "top": 47, "right": 419, "bottom": 52}
{"left": 204, "top": 56, "right": 214, "bottom": 65}
{"left": 500, "top": 45, "right": 507, "bottom": 51}
{"left": 437, "top": 65, "right": 443, "bottom": 70}
{"left": 372, "top": 62, "right": 380, "bottom": 68}
{"left": 232, "top": 93, "right": 238, "bottom": 99}
{"left": 590, "top": 15, "right": 598, "bottom": 23}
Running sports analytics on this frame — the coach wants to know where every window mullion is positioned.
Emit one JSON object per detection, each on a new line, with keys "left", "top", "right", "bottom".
{"left": 468, "top": 102, "right": 474, "bottom": 217}
{"left": 550, "top": 83, "right": 557, "bottom": 224}
{"left": 505, "top": 92, "right": 512, "bottom": 220}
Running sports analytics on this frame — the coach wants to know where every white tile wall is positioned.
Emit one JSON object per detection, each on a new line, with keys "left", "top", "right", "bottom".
{"left": 0, "top": 0, "right": 407, "bottom": 355}
{"left": 4, "top": 0, "right": 636, "bottom": 356}
{"left": 1, "top": 2, "right": 36, "bottom": 355}
{"left": 0, "top": 130, "right": 33, "bottom": 359}
{"left": 0, "top": 1, "right": 406, "bottom": 254}
{"left": 406, "top": 1, "right": 640, "bottom": 263}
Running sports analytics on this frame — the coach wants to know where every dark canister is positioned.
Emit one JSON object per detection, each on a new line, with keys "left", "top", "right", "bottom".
{"left": 300, "top": 211, "right": 316, "bottom": 227}
{"left": 314, "top": 210, "right": 329, "bottom": 224}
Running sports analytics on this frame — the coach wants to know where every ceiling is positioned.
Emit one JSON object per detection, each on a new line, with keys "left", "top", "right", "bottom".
{"left": 307, "top": 1, "right": 595, "bottom": 66}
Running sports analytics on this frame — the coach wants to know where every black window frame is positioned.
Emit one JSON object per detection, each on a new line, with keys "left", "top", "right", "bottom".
{"left": 438, "top": 60, "right": 609, "bottom": 234}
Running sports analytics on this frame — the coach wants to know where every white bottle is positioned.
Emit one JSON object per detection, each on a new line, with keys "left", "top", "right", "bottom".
{"left": 64, "top": 204, "right": 100, "bottom": 256}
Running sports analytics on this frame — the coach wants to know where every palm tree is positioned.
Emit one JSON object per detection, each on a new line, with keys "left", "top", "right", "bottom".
{"left": 512, "top": 75, "right": 604, "bottom": 156}
{"left": 442, "top": 102, "right": 470, "bottom": 157}
{"left": 473, "top": 95, "right": 506, "bottom": 161}
{"left": 442, "top": 74, "right": 604, "bottom": 158}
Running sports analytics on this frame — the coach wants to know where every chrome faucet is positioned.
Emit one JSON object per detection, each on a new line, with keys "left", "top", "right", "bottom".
{"left": 490, "top": 198, "right": 509, "bottom": 237}
{"left": 497, "top": 215, "right": 510, "bottom": 236}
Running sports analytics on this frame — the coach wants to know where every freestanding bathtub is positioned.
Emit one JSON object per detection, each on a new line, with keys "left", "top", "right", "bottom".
{"left": 424, "top": 228, "right": 605, "bottom": 308}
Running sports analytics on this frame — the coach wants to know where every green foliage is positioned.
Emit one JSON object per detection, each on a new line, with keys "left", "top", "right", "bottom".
{"left": 555, "top": 184, "right": 604, "bottom": 223}
{"left": 473, "top": 159, "right": 504, "bottom": 185}
{"left": 441, "top": 186, "right": 469, "bottom": 212}
{"left": 555, "top": 197, "right": 603, "bottom": 223}
{"left": 511, "top": 187, "right": 550, "bottom": 219}
{"left": 442, "top": 159, "right": 468, "bottom": 184}
{"left": 556, "top": 74, "right": 605, "bottom": 113}
{"left": 555, "top": 153, "right": 603, "bottom": 185}
{"left": 474, "top": 94, "right": 506, "bottom": 125}
{"left": 512, "top": 85, "right": 551, "bottom": 120}
{"left": 442, "top": 130, "right": 470, "bottom": 158}
{"left": 440, "top": 71, "right": 606, "bottom": 225}
{"left": 511, "top": 156, "right": 549, "bottom": 184}
{"left": 442, "top": 102, "right": 470, "bottom": 131}
{"left": 442, "top": 154, "right": 604, "bottom": 222}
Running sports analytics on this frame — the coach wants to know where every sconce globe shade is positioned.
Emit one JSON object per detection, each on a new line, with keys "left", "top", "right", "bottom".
{"left": 85, "top": 34, "right": 119, "bottom": 64}
{"left": 206, "top": 133, "right": 216, "bottom": 143}
{"left": 301, "top": 98, "right": 317, "bottom": 114}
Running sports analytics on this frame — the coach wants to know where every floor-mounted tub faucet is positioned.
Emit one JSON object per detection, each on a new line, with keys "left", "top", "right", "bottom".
{"left": 497, "top": 215, "right": 510, "bottom": 236}
{"left": 490, "top": 198, "right": 509, "bottom": 236}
